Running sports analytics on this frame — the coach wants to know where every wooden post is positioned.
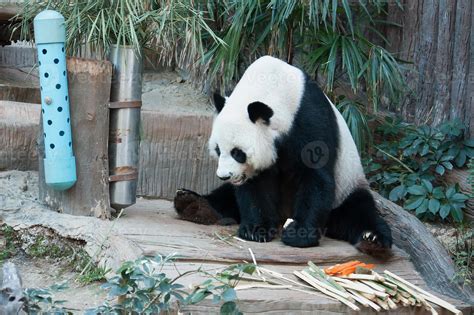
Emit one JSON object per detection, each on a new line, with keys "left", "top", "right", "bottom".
{"left": 38, "top": 58, "right": 112, "bottom": 218}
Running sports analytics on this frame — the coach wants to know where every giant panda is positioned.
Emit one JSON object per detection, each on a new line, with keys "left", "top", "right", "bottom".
{"left": 174, "top": 56, "right": 392, "bottom": 256}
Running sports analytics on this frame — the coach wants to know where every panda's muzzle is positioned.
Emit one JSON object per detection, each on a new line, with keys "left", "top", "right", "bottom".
{"left": 230, "top": 174, "right": 247, "bottom": 186}
{"left": 218, "top": 175, "right": 231, "bottom": 181}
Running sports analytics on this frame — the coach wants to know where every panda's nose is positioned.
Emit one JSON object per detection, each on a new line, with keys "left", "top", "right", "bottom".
{"left": 218, "top": 175, "right": 231, "bottom": 181}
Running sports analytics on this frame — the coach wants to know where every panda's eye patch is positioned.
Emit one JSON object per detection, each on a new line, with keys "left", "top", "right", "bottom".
{"left": 231, "top": 148, "right": 246, "bottom": 163}
{"left": 215, "top": 145, "right": 221, "bottom": 156}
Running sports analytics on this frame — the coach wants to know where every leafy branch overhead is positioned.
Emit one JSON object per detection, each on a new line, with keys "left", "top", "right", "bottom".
{"left": 16, "top": 0, "right": 404, "bottom": 110}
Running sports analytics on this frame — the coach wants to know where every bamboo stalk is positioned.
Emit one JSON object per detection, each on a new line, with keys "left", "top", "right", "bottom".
{"left": 383, "top": 275, "right": 438, "bottom": 315}
{"left": 360, "top": 279, "right": 387, "bottom": 292}
{"left": 301, "top": 270, "right": 352, "bottom": 300}
{"left": 342, "top": 273, "right": 386, "bottom": 282}
{"left": 258, "top": 267, "right": 315, "bottom": 291}
{"left": 346, "top": 290, "right": 369, "bottom": 307}
{"left": 384, "top": 270, "right": 462, "bottom": 315}
{"left": 333, "top": 277, "right": 388, "bottom": 299}
{"left": 360, "top": 292, "right": 377, "bottom": 301}
{"left": 307, "top": 262, "right": 346, "bottom": 292}
{"left": 375, "top": 297, "right": 390, "bottom": 310}
{"left": 235, "top": 283, "right": 292, "bottom": 290}
{"left": 386, "top": 297, "right": 398, "bottom": 310}
{"left": 248, "top": 248, "right": 264, "bottom": 281}
{"left": 347, "top": 289, "right": 381, "bottom": 311}
{"left": 294, "top": 271, "right": 360, "bottom": 311}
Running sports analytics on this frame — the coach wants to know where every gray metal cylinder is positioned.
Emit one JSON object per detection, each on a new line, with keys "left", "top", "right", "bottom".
{"left": 108, "top": 45, "right": 142, "bottom": 210}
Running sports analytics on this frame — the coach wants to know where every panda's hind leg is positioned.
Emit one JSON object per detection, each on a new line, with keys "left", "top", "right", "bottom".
{"left": 174, "top": 183, "right": 240, "bottom": 225}
{"left": 325, "top": 188, "right": 393, "bottom": 259}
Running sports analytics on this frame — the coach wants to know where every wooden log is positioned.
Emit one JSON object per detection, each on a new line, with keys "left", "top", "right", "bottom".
{"left": 0, "top": 262, "right": 26, "bottom": 315}
{"left": 374, "top": 192, "right": 474, "bottom": 303}
{"left": 38, "top": 57, "right": 112, "bottom": 217}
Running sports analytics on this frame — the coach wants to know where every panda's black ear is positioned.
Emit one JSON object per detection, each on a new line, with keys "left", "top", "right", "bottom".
{"left": 213, "top": 92, "right": 226, "bottom": 113}
{"left": 248, "top": 101, "right": 273, "bottom": 125}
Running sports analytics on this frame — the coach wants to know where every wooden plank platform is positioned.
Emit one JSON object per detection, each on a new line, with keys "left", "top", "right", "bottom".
{"left": 116, "top": 198, "right": 471, "bottom": 314}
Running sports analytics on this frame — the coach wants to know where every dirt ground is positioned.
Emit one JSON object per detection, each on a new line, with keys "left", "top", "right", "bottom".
{"left": 6, "top": 254, "right": 108, "bottom": 312}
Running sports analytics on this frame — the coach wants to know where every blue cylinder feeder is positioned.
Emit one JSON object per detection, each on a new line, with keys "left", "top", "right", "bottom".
{"left": 34, "top": 10, "right": 76, "bottom": 190}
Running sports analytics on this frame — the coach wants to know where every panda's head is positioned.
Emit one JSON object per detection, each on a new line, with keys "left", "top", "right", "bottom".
{"left": 208, "top": 93, "right": 277, "bottom": 185}
{"left": 208, "top": 56, "right": 305, "bottom": 185}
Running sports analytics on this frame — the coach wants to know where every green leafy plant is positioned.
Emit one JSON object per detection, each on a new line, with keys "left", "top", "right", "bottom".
{"left": 77, "top": 264, "right": 110, "bottom": 285}
{"left": 24, "top": 282, "right": 73, "bottom": 314}
{"left": 404, "top": 183, "right": 467, "bottom": 222}
{"left": 204, "top": 1, "right": 405, "bottom": 108}
{"left": 336, "top": 97, "right": 372, "bottom": 152}
{"left": 15, "top": 0, "right": 222, "bottom": 59}
{"left": 86, "top": 254, "right": 255, "bottom": 314}
{"left": 0, "top": 225, "right": 19, "bottom": 261}
{"left": 451, "top": 224, "right": 473, "bottom": 287}
{"left": 366, "top": 118, "right": 473, "bottom": 222}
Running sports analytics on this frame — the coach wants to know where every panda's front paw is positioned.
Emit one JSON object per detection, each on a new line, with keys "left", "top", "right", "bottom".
{"left": 174, "top": 188, "right": 201, "bottom": 213}
{"left": 174, "top": 188, "right": 221, "bottom": 225}
{"left": 281, "top": 221, "right": 320, "bottom": 248}
{"left": 238, "top": 224, "right": 275, "bottom": 243}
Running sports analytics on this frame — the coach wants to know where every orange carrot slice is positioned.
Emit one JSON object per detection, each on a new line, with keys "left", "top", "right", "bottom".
{"left": 324, "top": 260, "right": 361, "bottom": 275}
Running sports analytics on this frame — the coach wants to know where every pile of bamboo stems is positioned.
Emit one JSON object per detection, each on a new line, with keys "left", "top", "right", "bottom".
{"left": 292, "top": 262, "right": 462, "bottom": 314}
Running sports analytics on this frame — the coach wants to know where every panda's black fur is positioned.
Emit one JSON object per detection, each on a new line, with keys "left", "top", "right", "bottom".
{"left": 174, "top": 61, "right": 392, "bottom": 257}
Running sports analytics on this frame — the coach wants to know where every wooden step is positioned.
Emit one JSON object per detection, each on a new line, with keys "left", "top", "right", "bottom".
{"left": 0, "top": 100, "right": 40, "bottom": 171}
{"left": 0, "top": 67, "right": 40, "bottom": 103}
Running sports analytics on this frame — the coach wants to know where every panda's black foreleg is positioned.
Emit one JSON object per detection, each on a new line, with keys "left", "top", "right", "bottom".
{"left": 174, "top": 183, "right": 240, "bottom": 225}
{"left": 235, "top": 168, "right": 281, "bottom": 242}
{"left": 281, "top": 172, "right": 335, "bottom": 247}
{"left": 325, "top": 188, "right": 393, "bottom": 259}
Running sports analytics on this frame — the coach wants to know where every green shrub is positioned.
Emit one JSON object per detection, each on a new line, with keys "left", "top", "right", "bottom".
{"left": 86, "top": 254, "right": 254, "bottom": 314}
{"left": 366, "top": 119, "right": 473, "bottom": 222}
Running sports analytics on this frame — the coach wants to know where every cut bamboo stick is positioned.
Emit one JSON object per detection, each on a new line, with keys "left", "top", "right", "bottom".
{"left": 360, "top": 291, "right": 377, "bottom": 301}
{"left": 333, "top": 277, "right": 388, "bottom": 299}
{"left": 301, "top": 270, "right": 352, "bottom": 300}
{"left": 347, "top": 289, "right": 381, "bottom": 312}
{"left": 294, "top": 271, "right": 360, "bottom": 311}
{"left": 384, "top": 270, "right": 462, "bottom": 315}
{"left": 258, "top": 267, "right": 316, "bottom": 291}
{"left": 307, "top": 262, "right": 346, "bottom": 292}
{"left": 384, "top": 276, "right": 438, "bottom": 315}
{"left": 235, "top": 283, "right": 292, "bottom": 290}
{"left": 386, "top": 297, "right": 398, "bottom": 310}
{"left": 360, "top": 279, "right": 387, "bottom": 293}
{"left": 342, "top": 273, "right": 386, "bottom": 282}
{"left": 375, "top": 297, "right": 389, "bottom": 310}
{"left": 346, "top": 290, "right": 369, "bottom": 307}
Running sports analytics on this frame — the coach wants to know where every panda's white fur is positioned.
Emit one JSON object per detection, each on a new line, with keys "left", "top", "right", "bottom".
{"left": 209, "top": 56, "right": 305, "bottom": 183}
{"left": 326, "top": 96, "right": 368, "bottom": 207}
{"left": 209, "top": 56, "right": 366, "bottom": 203}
